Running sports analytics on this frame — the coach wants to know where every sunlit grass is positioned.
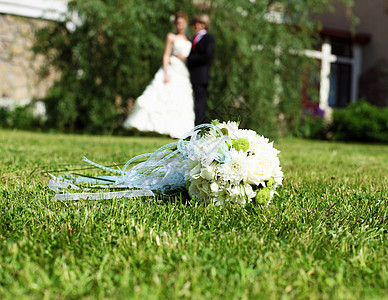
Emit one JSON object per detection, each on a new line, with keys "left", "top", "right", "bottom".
{"left": 1, "top": 129, "right": 387, "bottom": 299}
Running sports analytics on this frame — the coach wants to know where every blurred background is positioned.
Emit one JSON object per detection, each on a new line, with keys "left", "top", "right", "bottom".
{"left": 1, "top": 0, "right": 387, "bottom": 142}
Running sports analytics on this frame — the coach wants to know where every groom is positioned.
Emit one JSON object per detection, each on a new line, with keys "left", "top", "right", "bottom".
{"left": 187, "top": 14, "right": 215, "bottom": 126}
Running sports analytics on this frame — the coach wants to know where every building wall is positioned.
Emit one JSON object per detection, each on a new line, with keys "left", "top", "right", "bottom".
{"left": 317, "top": 0, "right": 388, "bottom": 71}
{"left": 317, "top": 0, "right": 388, "bottom": 106}
{"left": 0, "top": 14, "right": 57, "bottom": 105}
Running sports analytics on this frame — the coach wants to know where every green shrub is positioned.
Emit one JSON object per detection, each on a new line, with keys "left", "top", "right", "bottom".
{"left": 331, "top": 100, "right": 388, "bottom": 143}
{"left": 296, "top": 114, "right": 326, "bottom": 139}
{"left": 0, "top": 104, "right": 42, "bottom": 130}
{"left": 293, "top": 103, "right": 327, "bottom": 139}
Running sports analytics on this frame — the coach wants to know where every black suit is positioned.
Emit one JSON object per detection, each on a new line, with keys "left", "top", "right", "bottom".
{"left": 187, "top": 33, "right": 215, "bottom": 125}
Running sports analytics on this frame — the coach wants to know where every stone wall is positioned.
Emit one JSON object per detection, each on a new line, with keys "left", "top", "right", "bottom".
{"left": 0, "top": 14, "right": 56, "bottom": 105}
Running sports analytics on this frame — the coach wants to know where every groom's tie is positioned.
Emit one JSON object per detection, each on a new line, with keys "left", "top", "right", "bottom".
{"left": 192, "top": 33, "right": 200, "bottom": 50}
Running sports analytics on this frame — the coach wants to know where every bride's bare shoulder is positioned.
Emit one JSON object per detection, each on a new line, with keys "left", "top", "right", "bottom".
{"left": 166, "top": 33, "right": 177, "bottom": 42}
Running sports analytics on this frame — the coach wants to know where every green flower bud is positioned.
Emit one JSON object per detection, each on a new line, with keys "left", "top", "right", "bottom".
{"left": 232, "top": 138, "right": 249, "bottom": 152}
{"left": 255, "top": 187, "right": 270, "bottom": 204}
{"left": 266, "top": 177, "right": 275, "bottom": 189}
{"left": 221, "top": 128, "right": 229, "bottom": 136}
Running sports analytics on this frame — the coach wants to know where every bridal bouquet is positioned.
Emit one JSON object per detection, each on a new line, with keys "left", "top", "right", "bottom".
{"left": 49, "top": 121, "right": 283, "bottom": 205}
{"left": 183, "top": 121, "right": 283, "bottom": 205}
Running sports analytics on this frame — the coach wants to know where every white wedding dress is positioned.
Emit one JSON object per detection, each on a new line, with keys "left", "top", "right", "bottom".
{"left": 123, "top": 38, "right": 195, "bottom": 138}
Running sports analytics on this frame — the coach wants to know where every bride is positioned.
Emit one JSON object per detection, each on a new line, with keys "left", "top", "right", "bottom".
{"left": 123, "top": 12, "right": 195, "bottom": 138}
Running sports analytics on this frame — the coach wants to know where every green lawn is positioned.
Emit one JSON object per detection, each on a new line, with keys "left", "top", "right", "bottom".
{"left": 1, "top": 129, "right": 388, "bottom": 299}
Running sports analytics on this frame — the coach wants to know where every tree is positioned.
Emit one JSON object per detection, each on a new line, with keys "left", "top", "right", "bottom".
{"left": 33, "top": 0, "right": 354, "bottom": 136}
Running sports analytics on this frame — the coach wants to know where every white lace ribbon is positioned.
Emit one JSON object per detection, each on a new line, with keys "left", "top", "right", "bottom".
{"left": 54, "top": 189, "right": 155, "bottom": 201}
{"left": 48, "top": 123, "right": 232, "bottom": 201}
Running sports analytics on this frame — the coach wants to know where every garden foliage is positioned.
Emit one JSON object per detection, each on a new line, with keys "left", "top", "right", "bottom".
{"left": 295, "top": 112, "right": 326, "bottom": 140}
{"left": 0, "top": 105, "right": 43, "bottom": 130}
{"left": 331, "top": 100, "right": 388, "bottom": 143}
{"left": 32, "top": 0, "right": 354, "bottom": 136}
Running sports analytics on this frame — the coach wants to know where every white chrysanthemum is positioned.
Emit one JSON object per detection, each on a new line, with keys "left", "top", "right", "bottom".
{"left": 251, "top": 137, "right": 279, "bottom": 158}
{"left": 215, "top": 149, "right": 248, "bottom": 186}
{"left": 232, "top": 129, "right": 259, "bottom": 153}
{"left": 217, "top": 121, "right": 240, "bottom": 139}
{"left": 216, "top": 164, "right": 241, "bottom": 185}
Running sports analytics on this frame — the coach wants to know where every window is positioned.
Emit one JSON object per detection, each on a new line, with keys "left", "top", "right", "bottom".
{"left": 328, "top": 62, "right": 352, "bottom": 108}
{"left": 304, "top": 36, "right": 362, "bottom": 114}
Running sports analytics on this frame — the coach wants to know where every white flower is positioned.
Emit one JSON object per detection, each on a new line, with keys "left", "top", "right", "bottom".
{"left": 215, "top": 149, "right": 249, "bottom": 185}
{"left": 251, "top": 137, "right": 278, "bottom": 158}
{"left": 189, "top": 162, "right": 201, "bottom": 180}
{"left": 225, "top": 183, "right": 255, "bottom": 204}
{"left": 232, "top": 129, "right": 258, "bottom": 153}
{"left": 216, "top": 164, "right": 242, "bottom": 186}
{"left": 200, "top": 164, "right": 216, "bottom": 181}
{"left": 210, "top": 181, "right": 219, "bottom": 193}
{"left": 245, "top": 153, "right": 280, "bottom": 186}
{"left": 226, "top": 184, "right": 242, "bottom": 199}
{"left": 188, "top": 178, "right": 212, "bottom": 201}
{"left": 217, "top": 121, "right": 240, "bottom": 138}
{"left": 243, "top": 183, "right": 256, "bottom": 199}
